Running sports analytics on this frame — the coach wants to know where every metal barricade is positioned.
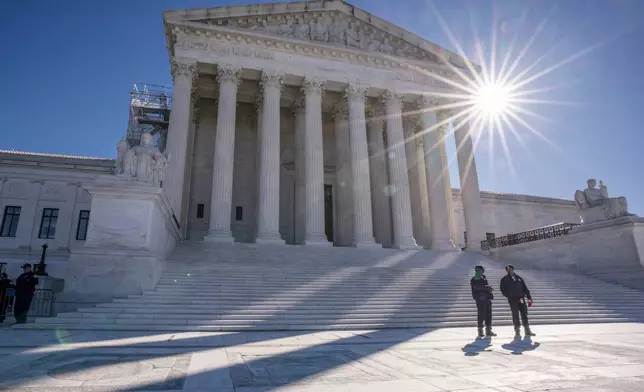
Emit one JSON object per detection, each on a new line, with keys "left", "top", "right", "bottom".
{"left": 1, "top": 288, "right": 53, "bottom": 320}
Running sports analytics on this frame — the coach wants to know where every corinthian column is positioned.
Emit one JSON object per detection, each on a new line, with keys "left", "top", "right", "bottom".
{"left": 256, "top": 71, "right": 285, "bottom": 244}
{"left": 381, "top": 91, "right": 419, "bottom": 249}
{"left": 292, "top": 99, "right": 306, "bottom": 245}
{"left": 301, "top": 78, "right": 331, "bottom": 245}
{"left": 345, "top": 84, "right": 377, "bottom": 247}
{"left": 333, "top": 102, "right": 352, "bottom": 247}
{"left": 418, "top": 99, "right": 456, "bottom": 250}
{"left": 403, "top": 116, "right": 431, "bottom": 248}
{"left": 437, "top": 111, "right": 458, "bottom": 244}
{"left": 366, "top": 107, "right": 392, "bottom": 247}
{"left": 205, "top": 65, "right": 241, "bottom": 242}
{"left": 454, "top": 117, "right": 485, "bottom": 250}
{"left": 164, "top": 57, "right": 197, "bottom": 223}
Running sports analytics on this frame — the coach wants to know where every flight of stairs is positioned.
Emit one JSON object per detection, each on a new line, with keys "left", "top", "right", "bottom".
{"left": 17, "top": 242, "right": 644, "bottom": 331}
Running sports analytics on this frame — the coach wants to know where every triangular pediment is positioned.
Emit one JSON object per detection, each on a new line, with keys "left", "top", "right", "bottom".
{"left": 164, "top": 1, "right": 470, "bottom": 69}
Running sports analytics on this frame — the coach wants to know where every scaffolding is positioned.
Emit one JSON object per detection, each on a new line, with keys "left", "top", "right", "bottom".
{"left": 126, "top": 83, "right": 172, "bottom": 152}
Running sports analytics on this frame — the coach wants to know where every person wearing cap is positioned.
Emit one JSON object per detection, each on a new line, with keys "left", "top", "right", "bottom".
{"left": 500, "top": 264, "right": 535, "bottom": 337}
{"left": 470, "top": 265, "right": 496, "bottom": 338}
{"left": 0, "top": 272, "right": 15, "bottom": 323}
{"left": 14, "top": 263, "right": 39, "bottom": 324}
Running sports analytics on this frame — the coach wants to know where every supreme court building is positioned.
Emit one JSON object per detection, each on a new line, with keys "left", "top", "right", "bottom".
{"left": 0, "top": 1, "right": 579, "bottom": 296}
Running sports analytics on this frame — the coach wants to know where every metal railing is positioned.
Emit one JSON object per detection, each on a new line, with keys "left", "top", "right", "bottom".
{"left": 481, "top": 222, "right": 580, "bottom": 251}
{"left": 1, "top": 288, "right": 54, "bottom": 320}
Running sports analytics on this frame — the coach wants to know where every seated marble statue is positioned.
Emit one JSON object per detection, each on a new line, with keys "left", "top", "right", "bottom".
{"left": 115, "top": 133, "right": 167, "bottom": 186}
{"left": 574, "top": 178, "right": 629, "bottom": 224}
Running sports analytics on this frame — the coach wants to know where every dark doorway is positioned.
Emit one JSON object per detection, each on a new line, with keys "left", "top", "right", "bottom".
{"left": 324, "top": 185, "right": 334, "bottom": 242}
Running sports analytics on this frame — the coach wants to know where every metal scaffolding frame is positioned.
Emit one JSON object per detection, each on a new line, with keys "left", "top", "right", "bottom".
{"left": 126, "top": 83, "right": 172, "bottom": 153}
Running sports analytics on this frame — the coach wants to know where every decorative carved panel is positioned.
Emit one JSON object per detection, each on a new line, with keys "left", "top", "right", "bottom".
{"left": 194, "top": 11, "right": 446, "bottom": 64}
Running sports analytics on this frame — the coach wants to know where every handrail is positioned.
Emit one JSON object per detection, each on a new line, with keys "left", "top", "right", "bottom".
{"left": 481, "top": 222, "right": 580, "bottom": 251}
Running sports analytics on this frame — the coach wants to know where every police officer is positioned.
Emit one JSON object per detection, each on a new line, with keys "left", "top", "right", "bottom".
{"left": 14, "top": 263, "right": 39, "bottom": 324}
{"left": 0, "top": 272, "right": 14, "bottom": 323}
{"left": 500, "top": 264, "right": 535, "bottom": 337}
{"left": 470, "top": 265, "right": 496, "bottom": 338}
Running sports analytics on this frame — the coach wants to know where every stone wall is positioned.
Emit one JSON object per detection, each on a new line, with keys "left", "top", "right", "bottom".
{"left": 490, "top": 216, "right": 644, "bottom": 290}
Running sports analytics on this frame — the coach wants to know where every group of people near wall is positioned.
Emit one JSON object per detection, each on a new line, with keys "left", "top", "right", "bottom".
{"left": 471, "top": 264, "right": 535, "bottom": 338}
{"left": 0, "top": 263, "right": 39, "bottom": 324}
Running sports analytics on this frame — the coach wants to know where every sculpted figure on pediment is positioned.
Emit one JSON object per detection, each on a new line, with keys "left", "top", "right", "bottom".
{"left": 367, "top": 32, "right": 381, "bottom": 52}
{"left": 346, "top": 21, "right": 360, "bottom": 48}
{"left": 293, "top": 17, "right": 310, "bottom": 39}
{"left": 328, "top": 16, "right": 347, "bottom": 45}
{"left": 310, "top": 17, "right": 329, "bottom": 43}
{"left": 278, "top": 19, "right": 294, "bottom": 37}
{"left": 379, "top": 37, "right": 394, "bottom": 54}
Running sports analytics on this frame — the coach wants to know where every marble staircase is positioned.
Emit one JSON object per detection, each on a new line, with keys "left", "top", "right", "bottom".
{"left": 17, "top": 242, "right": 644, "bottom": 331}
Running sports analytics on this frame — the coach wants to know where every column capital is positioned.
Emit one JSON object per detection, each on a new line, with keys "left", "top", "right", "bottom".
{"left": 416, "top": 96, "right": 441, "bottom": 109}
{"left": 380, "top": 90, "right": 404, "bottom": 108}
{"left": 331, "top": 101, "right": 349, "bottom": 120}
{"left": 171, "top": 57, "right": 198, "bottom": 81}
{"left": 402, "top": 116, "right": 420, "bottom": 133}
{"left": 216, "top": 64, "right": 242, "bottom": 86}
{"left": 260, "top": 70, "right": 284, "bottom": 92}
{"left": 343, "top": 83, "right": 367, "bottom": 103}
{"left": 302, "top": 77, "right": 326, "bottom": 97}
{"left": 255, "top": 93, "right": 263, "bottom": 116}
{"left": 291, "top": 97, "right": 305, "bottom": 114}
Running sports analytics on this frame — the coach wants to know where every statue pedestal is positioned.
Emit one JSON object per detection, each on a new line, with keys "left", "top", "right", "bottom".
{"left": 65, "top": 178, "right": 180, "bottom": 298}
{"left": 580, "top": 197, "right": 629, "bottom": 225}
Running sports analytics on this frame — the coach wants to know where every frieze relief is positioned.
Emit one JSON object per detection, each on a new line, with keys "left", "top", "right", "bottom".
{"left": 194, "top": 11, "right": 445, "bottom": 64}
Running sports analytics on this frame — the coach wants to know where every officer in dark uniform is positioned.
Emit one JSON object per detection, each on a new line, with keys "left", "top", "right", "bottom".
{"left": 0, "top": 272, "right": 14, "bottom": 323}
{"left": 14, "top": 264, "right": 39, "bottom": 324}
{"left": 470, "top": 265, "right": 496, "bottom": 338}
{"left": 500, "top": 264, "right": 535, "bottom": 337}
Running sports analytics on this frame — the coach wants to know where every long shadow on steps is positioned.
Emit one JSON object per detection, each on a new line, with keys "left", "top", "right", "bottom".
{"left": 2, "top": 254, "right": 476, "bottom": 390}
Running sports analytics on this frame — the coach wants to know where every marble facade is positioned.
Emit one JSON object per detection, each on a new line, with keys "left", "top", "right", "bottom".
{"left": 0, "top": 1, "right": 582, "bottom": 300}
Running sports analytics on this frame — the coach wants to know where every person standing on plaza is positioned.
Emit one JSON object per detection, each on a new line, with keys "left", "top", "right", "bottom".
{"left": 500, "top": 264, "right": 536, "bottom": 338}
{"left": 470, "top": 265, "right": 496, "bottom": 338}
{"left": 14, "top": 263, "right": 39, "bottom": 324}
{"left": 0, "top": 272, "right": 15, "bottom": 323}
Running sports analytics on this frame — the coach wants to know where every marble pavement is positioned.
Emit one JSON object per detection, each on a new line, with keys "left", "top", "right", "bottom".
{"left": 1, "top": 323, "right": 644, "bottom": 391}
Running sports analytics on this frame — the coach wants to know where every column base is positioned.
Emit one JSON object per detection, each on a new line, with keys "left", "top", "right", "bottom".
{"left": 392, "top": 236, "right": 422, "bottom": 250}
{"left": 204, "top": 229, "right": 234, "bottom": 243}
{"left": 305, "top": 232, "right": 332, "bottom": 246}
{"left": 256, "top": 232, "right": 285, "bottom": 245}
{"left": 431, "top": 239, "right": 459, "bottom": 252}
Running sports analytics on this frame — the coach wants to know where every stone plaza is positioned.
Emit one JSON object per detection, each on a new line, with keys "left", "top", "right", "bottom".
{"left": 2, "top": 323, "right": 644, "bottom": 391}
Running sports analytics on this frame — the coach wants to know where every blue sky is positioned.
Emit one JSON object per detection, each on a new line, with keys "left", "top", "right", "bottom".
{"left": 1, "top": 0, "right": 643, "bottom": 215}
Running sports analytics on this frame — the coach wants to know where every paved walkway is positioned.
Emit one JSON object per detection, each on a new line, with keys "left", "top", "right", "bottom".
{"left": 0, "top": 323, "right": 644, "bottom": 391}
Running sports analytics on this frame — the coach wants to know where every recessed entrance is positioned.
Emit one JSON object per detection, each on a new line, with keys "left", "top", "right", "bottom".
{"left": 324, "top": 184, "right": 334, "bottom": 242}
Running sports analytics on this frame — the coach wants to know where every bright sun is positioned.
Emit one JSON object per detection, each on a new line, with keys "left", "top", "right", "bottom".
{"left": 474, "top": 82, "right": 512, "bottom": 117}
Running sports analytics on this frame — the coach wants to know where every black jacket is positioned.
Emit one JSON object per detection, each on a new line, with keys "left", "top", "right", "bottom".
{"left": 500, "top": 274, "right": 532, "bottom": 302}
{"left": 470, "top": 275, "right": 494, "bottom": 301}
{"left": 15, "top": 272, "right": 38, "bottom": 297}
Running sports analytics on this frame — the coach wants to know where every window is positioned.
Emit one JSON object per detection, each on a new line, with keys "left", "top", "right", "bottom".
{"left": 0, "top": 206, "right": 21, "bottom": 237}
{"left": 38, "top": 208, "right": 59, "bottom": 239}
{"left": 76, "top": 210, "right": 90, "bottom": 240}
{"left": 235, "top": 206, "right": 243, "bottom": 221}
{"left": 196, "top": 204, "right": 204, "bottom": 219}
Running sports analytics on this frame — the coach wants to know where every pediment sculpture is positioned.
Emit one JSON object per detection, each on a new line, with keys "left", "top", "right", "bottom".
{"left": 115, "top": 134, "right": 167, "bottom": 186}
{"left": 200, "top": 11, "right": 446, "bottom": 64}
{"left": 574, "top": 178, "right": 629, "bottom": 224}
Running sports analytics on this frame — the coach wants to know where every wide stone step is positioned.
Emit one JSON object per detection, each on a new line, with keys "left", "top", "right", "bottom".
{"left": 55, "top": 309, "right": 626, "bottom": 320}
{"left": 35, "top": 313, "right": 635, "bottom": 325}
{"left": 78, "top": 303, "right": 644, "bottom": 314}
{"left": 18, "top": 317, "right": 634, "bottom": 331}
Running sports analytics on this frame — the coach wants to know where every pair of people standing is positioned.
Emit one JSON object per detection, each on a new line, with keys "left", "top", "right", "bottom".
{"left": 0, "top": 264, "right": 39, "bottom": 324}
{"left": 470, "top": 264, "right": 535, "bottom": 338}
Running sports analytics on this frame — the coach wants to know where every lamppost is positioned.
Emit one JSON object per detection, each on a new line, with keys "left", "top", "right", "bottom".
{"left": 35, "top": 243, "right": 49, "bottom": 276}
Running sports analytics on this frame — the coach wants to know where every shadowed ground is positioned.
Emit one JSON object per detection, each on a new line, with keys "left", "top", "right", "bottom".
{"left": 1, "top": 323, "right": 644, "bottom": 391}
